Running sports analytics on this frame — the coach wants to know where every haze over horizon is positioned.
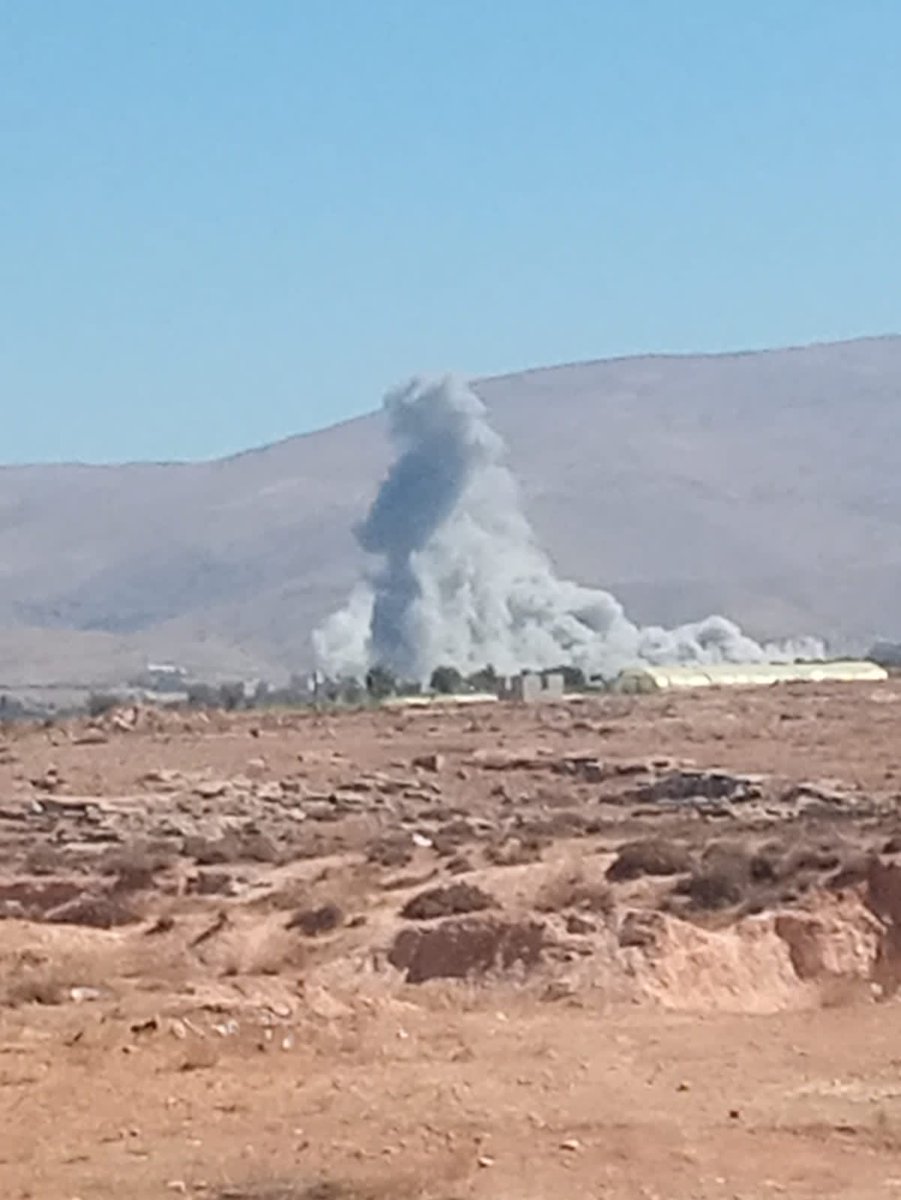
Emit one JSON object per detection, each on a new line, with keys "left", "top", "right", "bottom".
{"left": 0, "top": 333, "right": 897, "bottom": 469}
{"left": 3, "top": 1, "right": 900, "bottom": 463}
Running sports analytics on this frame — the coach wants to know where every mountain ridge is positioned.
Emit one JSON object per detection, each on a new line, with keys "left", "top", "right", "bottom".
{"left": 2, "top": 334, "right": 900, "bottom": 686}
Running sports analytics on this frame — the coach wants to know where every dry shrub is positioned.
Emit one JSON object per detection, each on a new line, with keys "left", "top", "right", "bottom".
{"left": 286, "top": 903, "right": 344, "bottom": 936}
{"left": 44, "top": 893, "right": 140, "bottom": 929}
{"left": 679, "top": 841, "right": 758, "bottom": 911}
{"left": 685, "top": 867, "right": 747, "bottom": 910}
{"left": 216, "top": 1185, "right": 347, "bottom": 1200}
{"left": 533, "top": 862, "right": 614, "bottom": 915}
{"left": 183, "top": 831, "right": 282, "bottom": 867}
{"left": 685, "top": 866, "right": 746, "bottom": 910}
{"left": 183, "top": 833, "right": 241, "bottom": 866}
{"left": 187, "top": 870, "right": 237, "bottom": 897}
{"left": 0, "top": 878, "right": 83, "bottom": 918}
{"left": 401, "top": 882, "right": 495, "bottom": 921}
{"left": 606, "top": 838, "right": 693, "bottom": 882}
{"left": 214, "top": 1174, "right": 461, "bottom": 1200}
{"left": 445, "top": 854, "right": 473, "bottom": 875}
{"left": 778, "top": 842, "right": 844, "bottom": 880}
{"left": 23, "top": 844, "right": 70, "bottom": 876}
{"left": 213, "top": 927, "right": 308, "bottom": 978}
{"left": 366, "top": 834, "right": 414, "bottom": 868}
{"left": 0, "top": 947, "right": 109, "bottom": 1008}
{"left": 866, "top": 856, "right": 901, "bottom": 926}
{"left": 176, "top": 1037, "right": 220, "bottom": 1072}
{"left": 827, "top": 852, "right": 871, "bottom": 890}
{"left": 262, "top": 864, "right": 373, "bottom": 921}
{"left": 97, "top": 839, "right": 174, "bottom": 887}
{"left": 485, "top": 834, "right": 545, "bottom": 867}
{"left": 389, "top": 917, "right": 546, "bottom": 983}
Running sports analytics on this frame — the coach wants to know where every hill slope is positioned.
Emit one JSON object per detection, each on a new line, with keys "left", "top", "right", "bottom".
{"left": 2, "top": 336, "right": 900, "bottom": 685}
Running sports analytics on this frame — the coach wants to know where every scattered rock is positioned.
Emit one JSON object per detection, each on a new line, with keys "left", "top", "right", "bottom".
{"left": 145, "top": 915, "right": 176, "bottom": 936}
{"left": 31, "top": 768, "right": 63, "bottom": 794}
{"left": 193, "top": 780, "right": 231, "bottom": 800}
{"left": 553, "top": 755, "right": 605, "bottom": 782}
{"left": 190, "top": 912, "right": 231, "bottom": 948}
{"left": 69, "top": 986, "right": 103, "bottom": 1003}
{"left": 141, "top": 768, "right": 183, "bottom": 790}
{"left": 71, "top": 729, "right": 109, "bottom": 746}
{"left": 412, "top": 752, "right": 445, "bottom": 773}
{"left": 239, "top": 831, "right": 282, "bottom": 864}
{"left": 565, "top": 914, "right": 596, "bottom": 935}
{"left": 637, "top": 769, "right": 763, "bottom": 805}
{"left": 617, "top": 909, "right": 659, "bottom": 948}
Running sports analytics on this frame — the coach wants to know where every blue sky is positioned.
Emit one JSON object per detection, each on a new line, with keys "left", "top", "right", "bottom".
{"left": 2, "top": 1, "right": 899, "bottom": 463}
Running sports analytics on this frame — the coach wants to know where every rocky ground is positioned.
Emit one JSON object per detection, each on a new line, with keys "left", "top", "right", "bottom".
{"left": 3, "top": 683, "right": 901, "bottom": 1198}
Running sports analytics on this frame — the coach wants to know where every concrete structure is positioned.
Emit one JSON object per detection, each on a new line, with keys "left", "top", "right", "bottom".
{"left": 613, "top": 660, "right": 888, "bottom": 694}
{"left": 509, "top": 671, "right": 565, "bottom": 703}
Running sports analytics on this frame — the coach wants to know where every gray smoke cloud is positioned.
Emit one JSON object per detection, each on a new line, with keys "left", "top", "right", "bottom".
{"left": 313, "top": 375, "right": 824, "bottom": 681}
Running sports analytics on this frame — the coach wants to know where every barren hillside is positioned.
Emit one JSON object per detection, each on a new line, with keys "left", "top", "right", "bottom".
{"left": 1, "top": 335, "right": 900, "bottom": 685}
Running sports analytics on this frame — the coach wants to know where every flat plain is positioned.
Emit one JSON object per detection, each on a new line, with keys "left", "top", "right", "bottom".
{"left": 2, "top": 682, "right": 901, "bottom": 1198}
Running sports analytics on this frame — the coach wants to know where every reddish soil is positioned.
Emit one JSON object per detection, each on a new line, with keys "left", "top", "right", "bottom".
{"left": 3, "top": 682, "right": 901, "bottom": 1198}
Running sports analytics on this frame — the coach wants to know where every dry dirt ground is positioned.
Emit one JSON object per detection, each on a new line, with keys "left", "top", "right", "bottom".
{"left": 4, "top": 684, "right": 901, "bottom": 1198}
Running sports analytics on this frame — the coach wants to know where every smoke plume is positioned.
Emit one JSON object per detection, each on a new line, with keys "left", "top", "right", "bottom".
{"left": 313, "top": 375, "right": 823, "bottom": 681}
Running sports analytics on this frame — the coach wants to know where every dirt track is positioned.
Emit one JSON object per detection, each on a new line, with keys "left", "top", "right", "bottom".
{"left": 3, "top": 683, "right": 901, "bottom": 1198}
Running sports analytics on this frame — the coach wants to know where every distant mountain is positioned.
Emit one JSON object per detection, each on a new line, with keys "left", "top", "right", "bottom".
{"left": 1, "top": 335, "right": 900, "bottom": 686}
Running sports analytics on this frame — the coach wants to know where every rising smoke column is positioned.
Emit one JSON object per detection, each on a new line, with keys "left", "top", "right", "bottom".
{"left": 313, "top": 375, "right": 823, "bottom": 681}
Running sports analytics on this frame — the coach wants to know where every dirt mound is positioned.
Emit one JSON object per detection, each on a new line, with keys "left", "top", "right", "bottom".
{"left": 620, "top": 896, "right": 879, "bottom": 1013}
{"left": 388, "top": 917, "right": 547, "bottom": 983}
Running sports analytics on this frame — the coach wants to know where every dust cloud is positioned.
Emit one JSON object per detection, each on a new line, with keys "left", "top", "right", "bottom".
{"left": 313, "top": 376, "right": 823, "bottom": 681}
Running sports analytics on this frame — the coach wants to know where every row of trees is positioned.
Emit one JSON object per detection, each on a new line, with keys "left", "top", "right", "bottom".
{"left": 82, "top": 662, "right": 592, "bottom": 717}
{"left": 361, "top": 663, "right": 499, "bottom": 699}
{"left": 362, "top": 662, "right": 588, "bottom": 699}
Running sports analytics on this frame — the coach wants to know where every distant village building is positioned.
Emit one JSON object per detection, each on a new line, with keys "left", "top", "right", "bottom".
{"left": 508, "top": 671, "right": 565, "bottom": 703}
{"left": 135, "top": 663, "right": 188, "bottom": 693}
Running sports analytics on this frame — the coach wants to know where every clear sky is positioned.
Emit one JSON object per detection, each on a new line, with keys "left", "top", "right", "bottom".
{"left": 2, "top": 1, "right": 899, "bottom": 464}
